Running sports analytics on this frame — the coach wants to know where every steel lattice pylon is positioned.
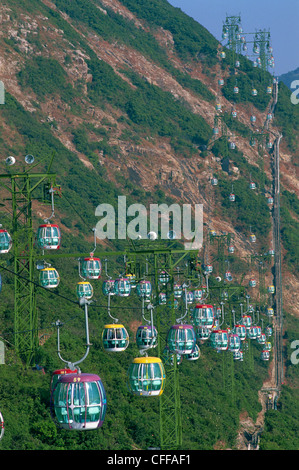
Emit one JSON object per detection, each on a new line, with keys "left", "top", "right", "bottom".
{"left": 0, "top": 169, "right": 57, "bottom": 365}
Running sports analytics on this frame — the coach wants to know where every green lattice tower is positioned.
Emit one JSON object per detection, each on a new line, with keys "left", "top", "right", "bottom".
{"left": 0, "top": 170, "right": 57, "bottom": 365}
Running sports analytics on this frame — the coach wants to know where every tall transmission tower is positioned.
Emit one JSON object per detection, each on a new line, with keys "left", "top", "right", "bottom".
{"left": 0, "top": 156, "right": 57, "bottom": 365}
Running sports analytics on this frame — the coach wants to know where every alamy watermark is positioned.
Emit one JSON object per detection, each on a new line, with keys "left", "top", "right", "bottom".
{"left": 95, "top": 196, "right": 203, "bottom": 250}
{"left": 290, "top": 80, "right": 299, "bottom": 105}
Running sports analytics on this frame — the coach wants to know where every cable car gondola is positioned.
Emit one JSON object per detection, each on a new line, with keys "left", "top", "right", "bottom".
{"left": 210, "top": 329, "right": 229, "bottom": 351}
{"left": 136, "top": 325, "right": 158, "bottom": 351}
{"left": 76, "top": 281, "right": 93, "bottom": 300}
{"left": 0, "top": 229, "right": 12, "bottom": 254}
{"left": 39, "top": 267, "right": 60, "bottom": 288}
{"left": 186, "top": 344, "right": 200, "bottom": 361}
{"left": 102, "top": 324, "right": 129, "bottom": 352}
{"left": 102, "top": 279, "right": 116, "bottom": 296}
{"left": 242, "top": 315, "right": 252, "bottom": 329}
{"left": 173, "top": 283, "right": 183, "bottom": 299}
{"left": 192, "top": 304, "right": 214, "bottom": 329}
{"left": 127, "top": 357, "right": 166, "bottom": 397}
{"left": 81, "top": 256, "right": 102, "bottom": 280}
{"left": 114, "top": 278, "right": 131, "bottom": 297}
{"left": 234, "top": 324, "right": 246, "bottom": 341}
{"left": 136, "top": 280, "right": 152, "bottom": 301}
{"left": 53, "top": 372, "right": 107, "bottom": 430}
{"left": 166, "top": 324, "right": 196, "bottom": 355}
{"left": 36, "top": 224, "right": 61, "bottom": 250}
{"left": 228, "top": 334, "right": 241, "bottom": 352}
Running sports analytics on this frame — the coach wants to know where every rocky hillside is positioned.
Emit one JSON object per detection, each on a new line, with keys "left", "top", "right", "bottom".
{"left": 0, "top": 0, "right": 298, "bottom": 317}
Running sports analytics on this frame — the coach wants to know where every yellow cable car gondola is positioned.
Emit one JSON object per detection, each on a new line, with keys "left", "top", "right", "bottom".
{"left": 127, "top": 357, "right": 166, "bottom": 397}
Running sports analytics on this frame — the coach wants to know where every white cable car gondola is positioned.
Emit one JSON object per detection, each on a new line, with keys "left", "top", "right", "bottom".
{"left": 228, "top": 334, "right": 241, "bottom": 352}
{"left": 102, "top": 279, "right": 116, "bottom": 296}
{"left": 158, "top": 292, "right": 167, "bottom": 305}
{"left": 242, "top": 315, "right": 252, "bottom": 329}
{"left": 136, "top": 325, "right": 158, "bottom": 351}
{"left": 158, "top": 271, "right": 169, "bottom": 286}
{"left": 186, "top": 344, "right": 200, "bottom": 361}
{"left": 193, "top": 289, "right": 203, "bottom": 301}
{"left": 261, "top": 350, "right": 270, "bottom": 361}
{"left": 234, "top": 323, "right": 246, "bottom": 341}
{"left": 266, "top": 307, "right": 274, "bottom": 317}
